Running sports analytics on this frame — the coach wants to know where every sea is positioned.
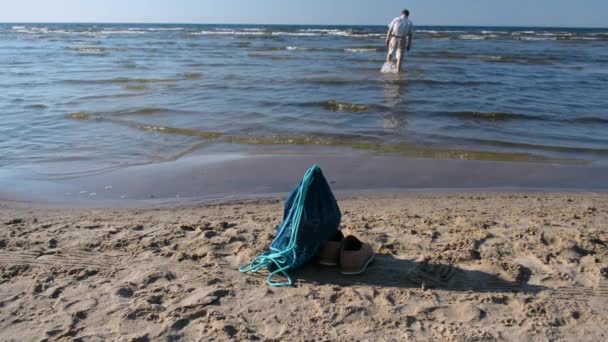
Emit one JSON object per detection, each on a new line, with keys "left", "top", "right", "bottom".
{"left": 1, "top": 23, "right": 607, "bottom": 189}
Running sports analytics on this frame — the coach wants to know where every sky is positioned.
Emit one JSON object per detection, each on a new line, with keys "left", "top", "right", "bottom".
{"left": 0, "top": 0, "right": 606, "bottom": 28}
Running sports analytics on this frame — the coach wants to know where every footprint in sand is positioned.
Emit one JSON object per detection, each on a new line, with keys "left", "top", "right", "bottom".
{"left": 115, "top": 286, "right": 135, "bottom": 299}
{"left": 61, "top": 298, "right": 99, "bottom": 315}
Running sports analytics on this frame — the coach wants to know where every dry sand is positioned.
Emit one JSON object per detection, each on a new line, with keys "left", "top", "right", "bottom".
{"left": 2, "top": 193, "right": 608, "bottom": 341}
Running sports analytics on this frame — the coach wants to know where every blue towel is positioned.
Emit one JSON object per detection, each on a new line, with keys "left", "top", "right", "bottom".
{"left": 240, "top": 165, "right": 341, "bottom": 286}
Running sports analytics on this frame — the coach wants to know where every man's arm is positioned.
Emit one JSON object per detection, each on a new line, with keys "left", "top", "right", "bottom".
{"left": 386, "top": 19, "right": 395, "bottom": 46}
{"left": 406, "top": 27, "right": 413, "bottom": 51}
{"left": 385, "top": 25, "right": 393, "bottom": 46}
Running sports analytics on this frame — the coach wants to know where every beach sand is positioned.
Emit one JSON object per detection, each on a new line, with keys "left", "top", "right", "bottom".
{"left": 2, "top": 193, "right": 608, "bottom": 341}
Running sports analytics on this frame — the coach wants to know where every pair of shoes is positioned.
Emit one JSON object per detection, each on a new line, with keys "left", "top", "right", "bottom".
{"left": 318, "top": 231, "right": 375, "bottom": 275}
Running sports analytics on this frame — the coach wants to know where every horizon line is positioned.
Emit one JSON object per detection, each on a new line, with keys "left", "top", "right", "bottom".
{"left": 1, "top": 21, "right": 606, "bottom": 29}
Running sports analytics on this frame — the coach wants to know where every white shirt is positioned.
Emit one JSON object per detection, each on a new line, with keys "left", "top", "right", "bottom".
{"left": 388, "top": 15, "right": 413, "bottom": 37}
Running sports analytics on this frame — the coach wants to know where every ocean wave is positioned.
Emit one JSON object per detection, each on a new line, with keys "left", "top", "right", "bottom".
{"left": 301, "top": 76, "right": 498, "bottom": 87}
{"left": 70, "top": 47, "right": 106, "bottom": 54}
{"left": 518, "top": 36, "right": 557, "bottom": 41}
{"left": 302, "top": 77, "right": 357, "bottom": 85}
{"left": 63, "top": 77, "right": 181, "bottom": 85}
{"left": 298, "top": 28, "right": 373, "bottom": 37}
{"left": 467, "top": 138, "right": 608, "bottom": 156}
{"left": 345, "top": 47, "right": 381, "bottom": 53}
{"left": 256, "top": 46, "right": 318, "bottom": 52}
{"left": 405, "top": 79, "right": 500, "bottom": 87}
{"left": 24, "top": 104, "right": 48, "bottom": 110}
{"left": 481, "top": 30, "right": 508, "bottom": 34}
{"left": 266, "top": 99, "right": 387, "bottom": 113}
{"left": 448, "top": 111, "right": 540, "bottom": 122}
{"left": 191, "top": 30, "right": 267, "bottom": 36}
{"left": 7, "top": 25, "right": 605, "bottom": 43}
{"left": 117, "top": 108, "right": 167, "bottom": 115}
{"left": 69, "top": 112, "right": 550, "bottom": 162}
{"left": 298, "top": 28, "right": 344, "bottom": 33}
{"left": 69, "top": 93, "right": 145, "bottom": 102}
{"left": 11, "top": 26, "right": 52, "bottom": 34}
{"left": 248, "top": 53, "right": 294, "bottom": 60}
{"left": 144, "top": 27, "right": 184, "bottom": 31}
{"left": 458, "top": 34, "right": 487, "bottom": 40}
{"left": 320, "top": 100, "right": 373, "bottom": 113}
{"left": 416, "top": 51, "right": 555, "bottom": 65}
{"left": 108, "top": 107, "right": 202, "bottom": 117}
{"left": 188, "top": 28, "right": 382, "bottom": 38}
{"left": 448, "top": 112, "right": 608, "bottom": 125}
{"left": 124, "top": 84, "right": 149, "bottom": 91}
{"left": 67, "top": 45, "right": 127, "bottom": 54}
{"left": 67, "top": 113, "right": 221, "bottom": 139}
{"left": 272, "top": 32, "right": 319, "bottom": 36}
{"left": 9, "top": 26, "right": 152, "bottom": 35}
{"left": 564, "top": 116, "right": 608, "bottom": 124}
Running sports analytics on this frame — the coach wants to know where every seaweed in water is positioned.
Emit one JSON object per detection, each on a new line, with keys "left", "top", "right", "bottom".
{"left": 322, "top": 100, "right": 372, "bottom": 113}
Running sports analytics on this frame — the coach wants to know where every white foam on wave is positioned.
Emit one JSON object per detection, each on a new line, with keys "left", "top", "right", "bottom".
{"left": 100, "top": 30, "right": 147, "bottom": 34}
{"left": 73, "top": 47, "right": 105, "bottom": 54}
{"left": 10, "top": 26, "right": 154, "bottom": 35}
{"left": 146, "top": 28, "right": 184, "bottom": 31}
{"left": 439, "top": 30, "right": 468, "bottom": 33}
{"left": 298, "top": 28, "right": 347, "bottom": 34}
{"left": 272, "top": 32, "right": 318, "bottom": 36}
{"left": 481, "top": 30, "right": 509, "bottom": 35}
{"left": 299, "top": 28, "right": 340, "bottom": 32}
{"left": 297, "top": 28, "right": 381, "bottom": 38}
{"left": 458, "top": 35, "right": 486, "bottom": 40}
{"left": 191, "top": 30, "right": 266, "bottom": 36}
{"left": 381, "top": 62, "right": 399, "bottom": 74}
{"left": 518, "top": 36, "right": 557, "bottom": 41}
{"left": 11, "top": 26, "right": 50, "bottom": 34}
{"left": 345, "top": 48, "right": 378, "bottom": 53}
{"left": 480, "top": 55, "right": 504, "bottom": 61}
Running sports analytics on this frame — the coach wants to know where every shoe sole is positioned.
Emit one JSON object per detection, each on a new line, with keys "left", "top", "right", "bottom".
{"left": 340, "top": 254, "right": 375, "bottom": 275}
{"left": 318, "top": 260, "right": 338, "bottom": 266}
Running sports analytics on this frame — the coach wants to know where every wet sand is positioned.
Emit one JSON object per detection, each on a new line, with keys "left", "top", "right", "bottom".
{"left": 2, "top": 193, "right": 608, "bottom": 340}
{"left": 2, "top": 147, "right": 608, "bottom": 204}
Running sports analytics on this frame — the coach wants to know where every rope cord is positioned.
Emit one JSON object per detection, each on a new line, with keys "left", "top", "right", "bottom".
{"left": 239, "top": 165, "right": 318, "bottom": 287}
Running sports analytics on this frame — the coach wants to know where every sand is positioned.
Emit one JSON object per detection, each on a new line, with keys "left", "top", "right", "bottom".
{"left": 2, "top": 193, "right": 608, "bottom": 341}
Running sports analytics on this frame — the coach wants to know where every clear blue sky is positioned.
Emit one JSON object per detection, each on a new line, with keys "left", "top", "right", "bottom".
{"left": 1, "top": 0, "right": 606, "bottom": 28}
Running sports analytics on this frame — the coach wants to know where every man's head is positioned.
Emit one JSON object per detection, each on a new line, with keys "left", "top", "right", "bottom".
{"left": 402, "top": 9, "right": 410, "bottom": 17}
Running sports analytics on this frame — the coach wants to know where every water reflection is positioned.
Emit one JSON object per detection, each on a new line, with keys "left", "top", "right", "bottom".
{"left": 383, "top": 73, "right": 406, "bottom": 130}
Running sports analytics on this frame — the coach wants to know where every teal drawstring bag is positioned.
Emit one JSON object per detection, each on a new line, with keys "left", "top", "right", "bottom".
{"left": 239, "top": 165, "right": 341, "bottom": 287}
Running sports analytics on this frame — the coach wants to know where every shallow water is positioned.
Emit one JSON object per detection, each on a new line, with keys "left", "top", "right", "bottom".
{"left": 1, "top": 23, "right": 607, "bottom": 180}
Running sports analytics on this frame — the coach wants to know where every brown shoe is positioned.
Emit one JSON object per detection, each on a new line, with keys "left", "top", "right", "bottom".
{"left": 318, "top": 230, "right": 344, "bottom": 266}
{"left": 340, "top": 235, "right": 374, "bottom": 275}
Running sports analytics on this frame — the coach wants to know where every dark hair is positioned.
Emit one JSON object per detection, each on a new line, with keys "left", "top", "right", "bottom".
{"left": 402, "top": 9, "right": 410, "bottom": 17}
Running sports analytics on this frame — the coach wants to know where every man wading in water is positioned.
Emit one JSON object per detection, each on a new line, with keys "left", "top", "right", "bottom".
{"left": 386, "top": 9, "right": 414, "bottom": 72}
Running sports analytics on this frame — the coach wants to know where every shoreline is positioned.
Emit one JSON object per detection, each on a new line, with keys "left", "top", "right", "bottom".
{"left": 2, "top": 192, "right": 608, "bottom": 340}
{"left": 2, "top": 147, "right": 608, "bottom": 207}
